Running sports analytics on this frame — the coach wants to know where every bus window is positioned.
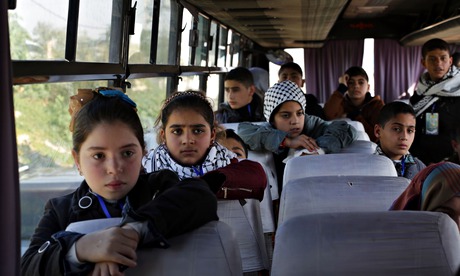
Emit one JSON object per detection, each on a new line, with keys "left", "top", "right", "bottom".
{"left": 77, "top": 0, "right": 119, "bottom": 63}
{"left": 217, "top": 25, "right": 228, "bottom": 67}
{"left": 194, "top": 14, "right": 210, "bottom": 66}
{"left": 208, "top": 21, "right": 219, "bottom": 67}
{"left": 177, "top": 75, "right": 200, "bottom": 91}
{"left": 156, "top": 0, "right": 179, "bottom": 65}
{"left": 9, "top": 0, "right": 69, "bottom": 60}
{"left": 180, "top": 8, "right": 193, "bottom": 65}
{"left": 128, "top": 0, "right": 155, "bottom": 64}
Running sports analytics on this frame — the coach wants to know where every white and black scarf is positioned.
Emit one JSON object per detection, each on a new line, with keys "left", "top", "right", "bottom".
{"left": 413, "top": 66, "right": 460, "bottom": 116}
{"left": 143, "top": 142, "right": 236, "bottom": 179}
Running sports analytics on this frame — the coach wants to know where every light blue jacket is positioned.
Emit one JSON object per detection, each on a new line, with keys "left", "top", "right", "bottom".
{"left": 238, "top": 115, "right": 357, "bottom": 154}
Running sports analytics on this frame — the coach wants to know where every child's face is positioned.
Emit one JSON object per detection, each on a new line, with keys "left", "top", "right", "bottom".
{"left": 272, "top": 101, "right": 305, "bottom": 138}
{"left": 278, "top": 68, "right": 304, "bottom": 88}
{"left": 224, "top": 80, "right": 255, "bottom": 109}
{"left": 422, "top": 49, "right": 452, "bottom": 82}
{"left": 220, "top": 137, "right": 246, "bottom": 158}
{"left": 434, "top": 196, "right": 460, "bottom": 231}
{"left": 346, "top": 75, "right": 369, "bottom": 102}
{"left": 72, "top": 121, "right": 142, "bottom": 201}
{"left": 161, "top": 108, "right": 215, "bottom": 166}
{"left": 374, "top": 113, "right": 416, "bottom": 160}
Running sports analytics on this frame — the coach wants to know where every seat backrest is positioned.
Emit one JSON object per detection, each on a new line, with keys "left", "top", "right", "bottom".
{"left": 217, "top": 199, "right": 270, "bottom": 273}
{"left": 278, "top": 175, "right": 410, "bottom": 225}
{"left": 272, "top": 211, "right": 460, "bottom": 276}
{"left": 340, "top": 140, "right": 377, "bottom": 154}
{"left": 283, "top": 153, "right": 397, "bottom": 186}
{"left": 67, "top": 219, "right": 243, "bottom": 276}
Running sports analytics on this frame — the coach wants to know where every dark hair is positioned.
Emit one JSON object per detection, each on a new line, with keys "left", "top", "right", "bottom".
{"left": 451, "top": 126, "right": 460, "bottom": 142}
{"left": 278, "top": 62, "right": 303, "bottom": 76}
{"left": 72, "top": 93, "right": 145, "bottom": 153}
{"left": 377, "top": 101, "right": 415, "bottom": 127}
{"left": 421, "top": 38, "right": 451, "bottom": 58}
{"left": 345, "top": 66, "right": 369, "bottom": 81}
{"left": 225, "top": 67, "right": 254, "bottom": 87}
{"left": 452, "top": 52, "right": 460, "bottom": 67}
{"left": 224, "top": 129, "right": 248, "bottom": 157}
{"left": 156, "top": 91, "right": 215, "bottom": 140}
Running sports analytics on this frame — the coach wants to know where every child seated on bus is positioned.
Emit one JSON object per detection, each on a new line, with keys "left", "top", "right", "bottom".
{"left": 21, "top": 88, "right": 218, "bottom": 276}
{"left": 216, "top": 128, "right": 248, "bottom": 159}
{"left": 215, "top": 67, "right": 265, "bottom": 123}
{"left": 278, "top": 62, "right": 325, "bottom": 119}
{"left": 390, "top": 162, "right": 460, "bottom": 231}
{"left": 238, "top": 80, "right": 357, "bottom": 193}
{"left": 323, "top": 66, "right": 385, "bottom": 142}
{"left": 374, "top": 101, "right": 425, "bottom": 179}
{"left": 143, "top": 90, "right": 267, "bottom": 201}
{"left": 446, "top": 126, "right": 460, "bottom": 165}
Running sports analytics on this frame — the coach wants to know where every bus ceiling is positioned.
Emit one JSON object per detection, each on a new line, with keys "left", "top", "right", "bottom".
{"left": 184, "top": 0, "right": 460, "bottom": 48}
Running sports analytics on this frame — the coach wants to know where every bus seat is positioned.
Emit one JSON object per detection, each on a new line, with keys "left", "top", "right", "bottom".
{"left": 277, "top": 175, "right": 410, "bottom": 226}
{"left": 67, "top": 219, "right": 243, "bottom": 276}
{"left": 271, "top": 211, "right": 460, "bottom": 276}
{"left": 333, "top": 118, "right": 370, "bottom": 141}
{"left": 217, "top": 199, "right": 270, "bottom": 273}
{"left": 283, "top": 153, "right": 397, "bottom": 186}
{"left": 340, "top": 140, "right": 377, "bottom": 154}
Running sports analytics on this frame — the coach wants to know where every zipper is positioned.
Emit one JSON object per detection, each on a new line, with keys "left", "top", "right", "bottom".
{"left": 221, "top": 187, "right": 252, "bottom": 198}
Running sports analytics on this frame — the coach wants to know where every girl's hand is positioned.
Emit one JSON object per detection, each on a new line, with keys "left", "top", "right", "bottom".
{"left": 91, "top": 262, "right": 125, "bottom": 276}
{"left": 75, "top": 227, "right": 139, "bottom": 268}
{"left": 285, "top": 135, "right": 319, "bottom": 152}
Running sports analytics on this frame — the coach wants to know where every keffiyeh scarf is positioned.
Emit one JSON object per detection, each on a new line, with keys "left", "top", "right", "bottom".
{"left": 374, "top": 145, "right": 417, "bottom": 177}
{"left": 143, "top": 142, "right": 236, "bottom": 179}
{"left": 413, "top": 66, "right": 460, "bottom": 117}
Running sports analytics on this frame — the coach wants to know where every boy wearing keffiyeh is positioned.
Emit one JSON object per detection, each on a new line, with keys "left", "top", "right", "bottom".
{"left": 410, "top": 38, "right": 460, "bottom": 165}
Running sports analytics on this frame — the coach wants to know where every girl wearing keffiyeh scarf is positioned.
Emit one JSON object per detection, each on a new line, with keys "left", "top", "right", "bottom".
{"left": 390, "top": 162, "right": 460, "bottom": 231}
{"left": 143, "top": 90, "right": 267, "bottom": 201}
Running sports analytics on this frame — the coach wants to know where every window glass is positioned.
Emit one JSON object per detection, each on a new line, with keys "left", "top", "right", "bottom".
{"left": 77, "top": 0, "right": 118, "bottom": 62}
{"left": 129, "top": 1, "right": 154, "bottom": 64}
{"left": 194, "top": 14, "right": 209, "bottom": 66}
{"left": 208, "top": 22, "right": 218, "bottom": 67}
{"left": 226, "top": 29, "right": 233, "bottom": 68}
{"left": 231, "top": 32, "right": 241, "bottom": 67}
{"left": 180, "top": 9, "right": 193, "bottom": 65}
{"left": 156, "top": 0, "right": 179, "bottom": 65}
{"left": 178, "top": 75, "right": 200, "bottom": 91}
{"left": 206, "top": 74, "right": 221, "bottom": 111}
{"left": 217, "top": 26, "right": 228, "bottom": 67}
{"left": 8, "top": 0, "right": 68, "bottom": 60}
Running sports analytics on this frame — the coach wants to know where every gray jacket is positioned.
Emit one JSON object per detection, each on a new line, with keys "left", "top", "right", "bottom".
{"left": 238, "top": 116, "right": 357, "bottom": 154}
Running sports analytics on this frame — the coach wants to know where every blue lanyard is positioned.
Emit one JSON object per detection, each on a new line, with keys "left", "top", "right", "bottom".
{"left": 193, "top": 165, "right": 204, "bottom": 176}
{"left": 95, "top": 193, "right": 124, "bottom": 218}
{"left": 400, "top": 157, "right": 406, "bottom": 176}
{"left": 247, "top": 104, "right": 252, "bottom": 117}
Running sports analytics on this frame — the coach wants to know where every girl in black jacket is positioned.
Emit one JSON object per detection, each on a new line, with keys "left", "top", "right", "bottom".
{"left": 21, "top": 88, "right": 218, "bottom": 276}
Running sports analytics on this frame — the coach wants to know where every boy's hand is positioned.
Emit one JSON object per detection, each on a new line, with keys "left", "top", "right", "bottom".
{"left": 285, "top": 135, "right": 319, "bottom": 152}
{"left": 338, "top": 74, "right": 349, "bottom": 86}
{"left": 75, "top": 227, "right": 139, "bottom": 268}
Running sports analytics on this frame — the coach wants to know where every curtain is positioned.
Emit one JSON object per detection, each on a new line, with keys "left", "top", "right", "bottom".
{"left": 0, "top": 1, "right": 21, "bottom": 274}
{"left": 374, "top": 39, "right": 424, "bottom": 103}
{"left": 304, "top": 39, "right": 364, "bottom": 103}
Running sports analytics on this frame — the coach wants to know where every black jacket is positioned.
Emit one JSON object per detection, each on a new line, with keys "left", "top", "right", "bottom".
{"left": 21, "top": 170, "right": 218, "bottom": 276}
{"left": 215, "top": 93, "right": 265, "bottom": 123}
